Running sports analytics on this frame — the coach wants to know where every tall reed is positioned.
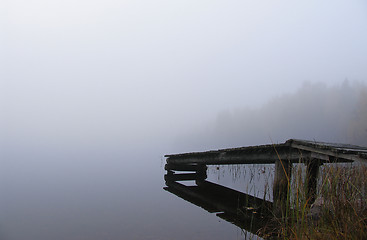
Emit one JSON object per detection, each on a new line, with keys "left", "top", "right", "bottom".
{"left": 270, "top": 163, "right": 367, "bottom": 240}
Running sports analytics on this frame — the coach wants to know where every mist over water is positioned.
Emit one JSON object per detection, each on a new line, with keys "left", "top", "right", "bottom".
{"left": 1, "top": 138, "right": 241, "bottom": 240}
{"left": 1, "top": 0, "right": 367, "bottom": 239}
{"left": 2, "top": 82, "right": 366, "bottom": 240}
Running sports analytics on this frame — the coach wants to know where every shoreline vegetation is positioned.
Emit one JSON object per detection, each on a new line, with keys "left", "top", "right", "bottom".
{"left": 208, "top": 162, "right": 367, "bottom": 239}
{"left": 257, "top": 163, "right": 367, "bottom": 240}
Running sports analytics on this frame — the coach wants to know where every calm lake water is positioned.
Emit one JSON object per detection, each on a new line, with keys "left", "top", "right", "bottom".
{"left": 1, "top": 142, "right": 265, "bottom": 240}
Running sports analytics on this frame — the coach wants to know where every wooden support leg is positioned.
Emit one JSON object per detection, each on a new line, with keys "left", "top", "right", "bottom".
{"left": 273, "top": 159, "right": 292, "bottom": 217}
{"left": 306, "top": 159, "right": 321, "bottom": 205}
{"left": 195, "top": 164, "right": 207, "bottom": 185}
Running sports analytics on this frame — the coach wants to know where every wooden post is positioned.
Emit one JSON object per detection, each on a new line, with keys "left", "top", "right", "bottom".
{"left": 195, "top": 164, "right": 207, "bottom": 184}
{"left": 306, "top": 159, "right": 321, "bottom": 205}
{"left": 273, "top": 159, "right": 292, "bottom": 217}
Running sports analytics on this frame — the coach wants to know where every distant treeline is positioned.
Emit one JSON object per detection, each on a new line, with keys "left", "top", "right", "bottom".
{"left": 176, "top": 81, "right": 367, "bottom": 151}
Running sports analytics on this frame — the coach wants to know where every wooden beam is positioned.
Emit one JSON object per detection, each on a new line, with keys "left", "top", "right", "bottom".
{"left": 167, "top": 150, "right": 306, "bottom": 165}
{"left": 165, "top": 163, "right": 207, "bottom": 172}
{"left": 291, "top": 142, "right": 359, "bottom": 162}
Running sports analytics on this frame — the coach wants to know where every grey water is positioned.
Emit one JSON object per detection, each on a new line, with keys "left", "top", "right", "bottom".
{"left": 2, "top": 80, "right": 366, "bottom": 239}
{"left": 1, "top": 142, "right": 252, "bottom": 240}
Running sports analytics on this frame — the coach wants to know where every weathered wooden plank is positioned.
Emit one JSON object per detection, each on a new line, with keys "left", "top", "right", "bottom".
{"left": 167, "top": 150, "right": 306, "bottom": 165}
{"left": 287, "top": 139, "right": 367, "bottom": 151}
{"left": 164, "top": 163, "right": 207, "bottom": 172}
{"left": 290, "top": 142, "right": 360, "bottom": 162}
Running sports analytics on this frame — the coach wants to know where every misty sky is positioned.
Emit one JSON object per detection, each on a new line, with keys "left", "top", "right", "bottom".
{"left": 2, "top": 0, "right": 367, "bottom": 151}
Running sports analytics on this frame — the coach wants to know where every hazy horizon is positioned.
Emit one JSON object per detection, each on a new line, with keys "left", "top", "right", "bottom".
{"left": 2, "top": 1, "right": 367, "bottom": 155}
{"left": 173, "top": 80, "right": 367, "bottom": 153}
{"left": 1, "top": 1, "right": 367, "bottom": 239}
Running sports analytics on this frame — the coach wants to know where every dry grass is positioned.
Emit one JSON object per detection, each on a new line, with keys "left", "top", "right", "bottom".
{"left": 271, "top": 163, "right": 367, "bottom": 240}
{"left": 208, "top": 162, "right": 367, "bottom": 239}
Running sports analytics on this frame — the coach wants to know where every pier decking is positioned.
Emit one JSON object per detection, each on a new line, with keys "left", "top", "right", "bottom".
{"left": 165, "top": 139, "right": 367, "bottom": 165}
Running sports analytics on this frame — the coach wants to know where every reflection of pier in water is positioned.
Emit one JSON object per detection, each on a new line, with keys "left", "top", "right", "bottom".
{"left": 164, "top": 178, "right": 272, "bottom": 235}
{"left": 164, "top": 139, "right": 367, "bottom": 238}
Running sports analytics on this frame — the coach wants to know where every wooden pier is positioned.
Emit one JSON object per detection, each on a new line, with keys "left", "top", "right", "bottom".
{"left": 164, "top": 139, "right": 367, "bottom": 218}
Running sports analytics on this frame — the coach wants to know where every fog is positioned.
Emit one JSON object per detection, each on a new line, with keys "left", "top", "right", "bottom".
{"left": 2, "top": 0, "right": 367, "bottom": 153}
{"left": 175, "top": 81, "right": 367, "bottom": 152}
{"left": 1, "top": 0, "right": 367, "bottom": 239}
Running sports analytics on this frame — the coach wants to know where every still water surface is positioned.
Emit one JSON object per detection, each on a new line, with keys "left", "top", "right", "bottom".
{"left": 1, "top": 144, "right": 256, "bottom": 240}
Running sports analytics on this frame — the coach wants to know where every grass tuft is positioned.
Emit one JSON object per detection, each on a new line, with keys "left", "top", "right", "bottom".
{"left": 266, "top": 163, "right": 367, "bottom": 240}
